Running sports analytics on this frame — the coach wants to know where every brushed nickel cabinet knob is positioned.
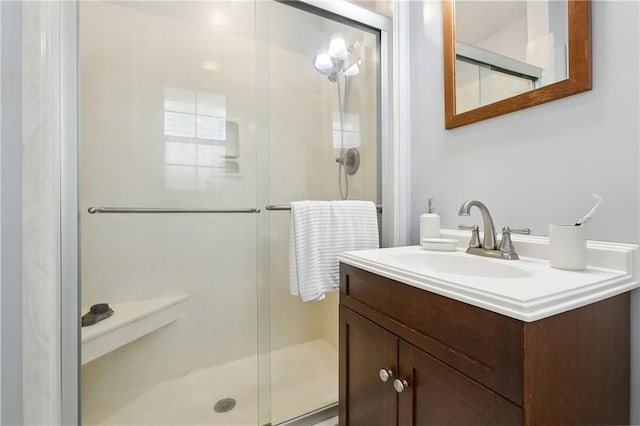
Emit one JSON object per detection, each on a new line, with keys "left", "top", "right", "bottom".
{"left": 379, "top": 368, "right": 393, "bottom": 382}
{"left": 393, "top": 378, "right": 409, "bottom": 393}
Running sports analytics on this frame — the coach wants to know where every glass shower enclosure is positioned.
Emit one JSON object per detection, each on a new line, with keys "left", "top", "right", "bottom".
{"left": 77, "top": 1, "right": 385, "bottom": 425}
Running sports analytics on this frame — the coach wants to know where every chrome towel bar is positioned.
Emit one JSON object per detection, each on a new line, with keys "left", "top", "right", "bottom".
{"left": 88, "top": 205, "right": 381, "bottom": 214}
{"left": 265, "top": 204, "right": 292, "bottom": 211}
{"left": 87, "top": 207, "right": 261, "bottom": 214}
{"left": 265, "top": 204, "right": 382, "bottom": 212}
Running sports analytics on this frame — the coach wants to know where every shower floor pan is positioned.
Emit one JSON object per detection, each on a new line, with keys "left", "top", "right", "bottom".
{"left": 97, "top": 339, "right": 338, "bottom": 426}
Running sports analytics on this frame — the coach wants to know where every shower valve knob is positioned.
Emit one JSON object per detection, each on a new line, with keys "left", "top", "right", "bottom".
{"left": 379, "top": 368, "right": 393, "bottom": 382}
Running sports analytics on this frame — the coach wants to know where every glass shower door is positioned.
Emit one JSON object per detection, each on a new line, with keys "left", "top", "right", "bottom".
{"left": 79, "top": 2, "right": 263, "bottom": 425}
{"left": 264, "top": 3, "right": 380, "bottom": 424}
{"left": 78, "top": 1, "right": 383, "bottom": 425}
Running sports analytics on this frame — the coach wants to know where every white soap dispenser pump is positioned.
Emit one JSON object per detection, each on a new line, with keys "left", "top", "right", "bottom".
{"left": 420, "top": 198, "right": 441, "bottom": 240}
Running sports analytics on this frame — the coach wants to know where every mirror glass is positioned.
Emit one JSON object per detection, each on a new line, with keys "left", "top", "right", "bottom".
{"left": 454, "top": 0, "right": 568, "bottom": 113}
{"left": 443, "top": 0, "right": 590, "bottom": 129}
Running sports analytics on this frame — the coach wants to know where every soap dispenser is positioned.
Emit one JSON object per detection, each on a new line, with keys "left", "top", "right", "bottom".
{"left": 420, "top": 198, "right": 440, "bottom": 240}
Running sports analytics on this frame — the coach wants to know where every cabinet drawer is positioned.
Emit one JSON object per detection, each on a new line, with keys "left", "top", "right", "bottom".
{"left": 340, "top": 263, "right": 523, "bottom": 406}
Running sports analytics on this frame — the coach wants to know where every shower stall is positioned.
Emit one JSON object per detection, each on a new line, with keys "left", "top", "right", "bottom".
{"left": 75, "top": 1, "right": 390, "bottom": 425}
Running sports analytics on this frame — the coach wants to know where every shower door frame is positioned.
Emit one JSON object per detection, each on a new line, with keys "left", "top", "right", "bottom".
{"left": 59, "top": 1, "right": 396, "bottom": 424}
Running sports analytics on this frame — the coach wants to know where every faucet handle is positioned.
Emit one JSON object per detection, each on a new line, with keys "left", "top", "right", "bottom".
{"left": 499, "top": 227, "right": 531, "bottom": 256}
{"left": 459, "top": 224, "right": 481, "bottom": 248}
{"left": 502, "top": 227, "right": 531, "bottom": 236}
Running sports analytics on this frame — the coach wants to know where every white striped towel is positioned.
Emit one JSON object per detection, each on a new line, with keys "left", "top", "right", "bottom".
{"left": 289, "top": 200, "right": 380, "bottom": 302}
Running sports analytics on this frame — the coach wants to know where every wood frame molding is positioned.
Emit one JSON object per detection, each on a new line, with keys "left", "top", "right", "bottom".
{"left": 443, "top": 0, "right": 591, "bottom": 129}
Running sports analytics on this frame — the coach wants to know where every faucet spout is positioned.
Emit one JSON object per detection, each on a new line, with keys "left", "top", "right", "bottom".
{"left": 458, "top": 200, "right": 497, "bottom": 250}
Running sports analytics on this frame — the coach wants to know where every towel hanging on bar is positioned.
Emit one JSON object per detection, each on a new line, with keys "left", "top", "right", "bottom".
{"left": 288, "top": 200, "right": 380, "bottom": 302}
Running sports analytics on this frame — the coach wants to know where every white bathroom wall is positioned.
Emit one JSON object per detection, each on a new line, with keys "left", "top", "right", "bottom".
{"left": 411, "top": 0, "right": 638, "bottom": 242}
{"left": 409, "top": 0, "right": 639, "bottom": 421}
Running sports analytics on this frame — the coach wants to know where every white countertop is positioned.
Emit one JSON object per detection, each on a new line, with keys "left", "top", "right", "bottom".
{"left": 338, "top": 231, "right": 639, "bottom": 322}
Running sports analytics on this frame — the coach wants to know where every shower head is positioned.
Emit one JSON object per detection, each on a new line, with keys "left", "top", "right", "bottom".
{"left": 328, "top": 36, "right": 348, "bottom": 60}
{"left": 313, "top": 52, "right": 338, "bottom": 82}
{"left": 313, "top": 37, "right": 362, "bottom": 82}
{"left": 342, "top": 57, "right": 361, "bottom": 77}
{"left": 313, "top": 53, "right": 333, "bottom": 73}
{"left": 313, "top": 53, "right": 338, "bottom": 82}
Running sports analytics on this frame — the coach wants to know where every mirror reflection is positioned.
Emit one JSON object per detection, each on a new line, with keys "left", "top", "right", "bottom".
{"left": 454, "top": 0, "right": 568, "bottom": 113}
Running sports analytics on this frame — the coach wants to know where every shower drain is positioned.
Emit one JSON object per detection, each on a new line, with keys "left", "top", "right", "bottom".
{"left": 214, "top": 398, "right": 237, "bottom": 413}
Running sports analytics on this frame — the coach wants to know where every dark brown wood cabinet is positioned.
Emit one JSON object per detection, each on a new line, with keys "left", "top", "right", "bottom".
{"left": 340, "top": 307, "right": 398, "bottom": 425}
{"left": 339, "top": 263, "right": 630, "bottom": 426}
{"left": 397, "top": 339, "right": 522, "bottom": 426}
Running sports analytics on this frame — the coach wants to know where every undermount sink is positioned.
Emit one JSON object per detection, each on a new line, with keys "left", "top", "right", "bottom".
{"left": 388, "top": 251, "right": 534, "bottom": 279}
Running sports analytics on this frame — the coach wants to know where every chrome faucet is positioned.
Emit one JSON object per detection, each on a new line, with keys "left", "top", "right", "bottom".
{"left": 458, "top": 200, "right": 497, "bottom": 250}
{"left": 458, "top": 200, "right": 530, "bottom": 260}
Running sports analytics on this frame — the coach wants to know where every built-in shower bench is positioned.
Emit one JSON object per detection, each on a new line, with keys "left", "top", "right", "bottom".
{"left": 81, "top": 294, "right": 190, "bottom": 364}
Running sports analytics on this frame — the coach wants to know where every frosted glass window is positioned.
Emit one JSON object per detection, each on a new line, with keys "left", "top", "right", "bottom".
{"left": 163, "top": 87, "right": 237, "bottom": 189}
{"left": 164, "top": 112, "right": 196, "bottom": 137}
{"left": 163, "top": 87, "right": 227, "bottom": 141}
{"left": 164, "top": 87, "right": 196, "bottom": 113}
{"left": 332, "top": 130, "right": 361, "bottom": 150}
{"left": 197, "top": 116, "right": 226, "bottom": 140}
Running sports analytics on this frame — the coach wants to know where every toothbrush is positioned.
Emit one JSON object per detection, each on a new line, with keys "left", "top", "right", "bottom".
{"left": 575, "top": 193, "right": 603, "bottom": 226}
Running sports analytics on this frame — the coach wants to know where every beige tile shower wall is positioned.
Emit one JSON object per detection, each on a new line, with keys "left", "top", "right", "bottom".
{"left": 80, "top": 2, "right": 259, "bottom": 423}
{"left": 268, "top": 42, "right": 330, "bottom": 351}
{"left": 268, "top": 18, "right": 378, "bottom": 352}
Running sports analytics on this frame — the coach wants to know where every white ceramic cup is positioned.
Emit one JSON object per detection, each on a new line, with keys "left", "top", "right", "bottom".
{"left": 548, "top": 225, "right": 587, "bottom": 271}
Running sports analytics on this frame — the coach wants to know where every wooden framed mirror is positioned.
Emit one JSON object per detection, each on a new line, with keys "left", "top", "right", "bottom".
{"left": 443, "top": 0, "right": 591, "bottom": 129}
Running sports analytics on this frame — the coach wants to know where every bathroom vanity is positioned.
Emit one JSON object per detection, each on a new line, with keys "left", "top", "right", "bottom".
{"left": 338, "top": 234, "right": 639, "bottom": 425}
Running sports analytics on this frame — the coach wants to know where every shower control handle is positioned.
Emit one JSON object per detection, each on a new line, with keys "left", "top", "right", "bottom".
{"left": 393, "top": 378, "right": 409, "bottom": 393}
{"left": 379, "top": 368, "right": 393, "bottom": 382}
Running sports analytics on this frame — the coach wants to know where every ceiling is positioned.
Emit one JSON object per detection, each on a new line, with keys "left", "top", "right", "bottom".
{"left": 455, "top": 1, "right": 527, "bottom": 44}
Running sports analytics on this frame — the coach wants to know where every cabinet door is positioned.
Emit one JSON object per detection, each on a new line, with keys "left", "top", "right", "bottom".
{"left": 340, "top": 306, "right": 398, "bottom": 426}
{"left": 398, "top": 340, "right": 522, "bottom": 426}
